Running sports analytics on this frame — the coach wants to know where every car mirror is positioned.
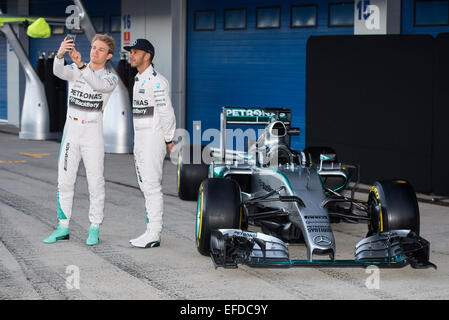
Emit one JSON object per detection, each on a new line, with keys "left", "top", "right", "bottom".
{"left": 320, "top": 153, "right": 336, "bottom": 162}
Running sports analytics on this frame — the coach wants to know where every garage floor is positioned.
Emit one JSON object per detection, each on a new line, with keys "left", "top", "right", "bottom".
{"left": 0, "top": 129, "right": 448, "bottom": 300}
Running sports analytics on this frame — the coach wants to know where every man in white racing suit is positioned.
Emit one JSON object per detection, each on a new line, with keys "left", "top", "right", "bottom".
{"left": 124, "top": 39, "right": 176, "bottom": 248}
{"left": 43, "top": 34, "right": 118, "bottom": 246}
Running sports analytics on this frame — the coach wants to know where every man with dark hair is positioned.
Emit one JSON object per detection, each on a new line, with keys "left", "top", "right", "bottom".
{"left": 43, "top": 34, "right": 118, "bottom": 246}
{"left": 124, "top": 39, "right": 176, "bottom": 248}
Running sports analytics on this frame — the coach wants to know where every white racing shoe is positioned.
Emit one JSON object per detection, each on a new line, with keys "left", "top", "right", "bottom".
{"left": 129, "top": 231, "right": 161, "bottom": 248}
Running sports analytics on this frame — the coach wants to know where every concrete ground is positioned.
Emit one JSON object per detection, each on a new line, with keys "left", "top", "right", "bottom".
{"left": 0, "top": 127, "right": 448, "bottom": 300}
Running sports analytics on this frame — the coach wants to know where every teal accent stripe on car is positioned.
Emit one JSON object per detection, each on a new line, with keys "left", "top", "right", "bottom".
{"left": 213, "top": 166, "right": 226, "bottom": 178}
{"left": 266, "top": 168, "right": 294, "bottom": 194}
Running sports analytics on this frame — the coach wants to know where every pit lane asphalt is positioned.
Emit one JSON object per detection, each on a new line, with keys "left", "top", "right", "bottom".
{"left": 0, "top": 128, "right": 448, "bottom": 300}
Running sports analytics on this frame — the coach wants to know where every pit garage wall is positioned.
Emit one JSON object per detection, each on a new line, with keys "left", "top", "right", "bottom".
{"left": 306, "top": 35, "right": 434, "bottom": 194}
{"left": 0, "top": 1, "right": 7, "bottom": 121}
{"left": 402, "top": 0, "right": 449, "bottom": 37}
{"left": 28, "top": 0, "right": 122, "bottom": 69}
{"left": 401, "top": 0, "right": 449, "bottom": 196}
{"left": 431, "top": 33, "right": 449, "bottom": 197}
{"left": 186, "top": 0, "right": 355, "bottom": 152}
{"left": 305, "top": 1, "right": 449, "bottom": 196}
{"left": 306, "top": 34, "right": 449, "bottom": 196}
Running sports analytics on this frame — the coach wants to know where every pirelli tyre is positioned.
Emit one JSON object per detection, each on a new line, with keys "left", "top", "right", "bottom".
{"left": 177, "top": 145, "right": 209, "bottom": 201}
{"left": 367, "top": 180, "right": 420, "bottom": 236}
{"left": 196, "top": 178, "right": 242, "bottom": 256}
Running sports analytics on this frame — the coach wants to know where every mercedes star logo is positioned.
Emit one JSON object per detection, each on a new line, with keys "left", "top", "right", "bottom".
{"left": 313, "top": 235, "right": 332, "bottom": 246}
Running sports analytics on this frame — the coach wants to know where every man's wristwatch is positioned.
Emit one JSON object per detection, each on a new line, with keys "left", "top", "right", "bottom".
{"left": 78, "top": 64, "right": 87, "bottom": 70}
{"left": 165, "top": 140, "right": 173, "bottom": 145}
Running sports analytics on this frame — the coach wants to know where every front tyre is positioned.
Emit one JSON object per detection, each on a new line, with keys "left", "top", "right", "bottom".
{"left": 196, "top": 178, "right": 242, "bottom": 256}
{"left": 368, "top": 180, "right": 420, "bottom": 236}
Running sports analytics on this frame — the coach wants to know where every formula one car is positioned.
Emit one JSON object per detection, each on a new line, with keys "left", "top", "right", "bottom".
{"left": 177, "top": 107, "right": 436, "bottom": 269}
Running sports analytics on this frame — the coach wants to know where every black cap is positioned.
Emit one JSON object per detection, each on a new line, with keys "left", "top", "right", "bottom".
{"left": 124, "top": 39, "right": 155, "bottom": 58}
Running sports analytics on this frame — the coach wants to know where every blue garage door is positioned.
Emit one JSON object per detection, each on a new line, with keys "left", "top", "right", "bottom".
{"left": 402, "top": 0, "right": 449, "bottom": 36}
{"left": 29, "top": 0, "right": 121, "bottom": 70}
{"left": 0, "top": 34, "right": 6, "bottom": 121}
{"left": 187, "top": 0, "right": 354, "bottom": 151}
{"left": 0, "top": 1, "right": 7, "bottom": 121}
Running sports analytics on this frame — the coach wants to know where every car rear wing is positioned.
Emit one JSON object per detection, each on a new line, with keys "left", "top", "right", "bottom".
{"left": 220, "top": 107, "right": 293, "bottom": 161}
{"left": 223, "top": 107, "right": 292, "bottom": 126}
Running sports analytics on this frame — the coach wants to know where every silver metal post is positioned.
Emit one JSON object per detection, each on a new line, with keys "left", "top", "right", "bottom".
{"left": 0, "top": 10, "right": 57, "bottom": 140}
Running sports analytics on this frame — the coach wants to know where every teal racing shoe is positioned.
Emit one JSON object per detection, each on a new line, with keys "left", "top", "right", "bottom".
{"left": 86, "top": 225, "right": 99, "bottom": 246}
{"left": 43, "top": 225, "right": 69, "bottom": 244}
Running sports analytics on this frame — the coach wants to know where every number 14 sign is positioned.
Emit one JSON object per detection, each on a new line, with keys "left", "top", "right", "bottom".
{"left": 355, "top": 0, "right": 385, "bottom": 34}
{"left": 357, "top": 0, "right": 380, "bottom": 30}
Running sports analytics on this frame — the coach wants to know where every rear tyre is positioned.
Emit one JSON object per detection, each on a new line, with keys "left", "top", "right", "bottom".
{"left": 367, "top": 180, "right": 420, "bottom": 236}
{"left": 196, "top": 178, "right": 242, "bottom": 256}
{"left": 177, "top": 145, "right": 209, "bottom": 201}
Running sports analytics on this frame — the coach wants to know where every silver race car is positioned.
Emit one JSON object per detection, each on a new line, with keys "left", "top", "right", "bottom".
{"left": 177, "top": 107, "right": 436, "bottom": 269}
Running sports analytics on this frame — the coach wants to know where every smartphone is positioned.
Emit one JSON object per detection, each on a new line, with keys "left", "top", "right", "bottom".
{"left": 66, "top": 34, "right": 76, "bottom": 42}
{"left": 66, "top": 34, "right": 76, "bottom": 51}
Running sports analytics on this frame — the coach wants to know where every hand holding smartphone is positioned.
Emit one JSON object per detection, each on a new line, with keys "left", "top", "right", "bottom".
{"left": 66, "top": 34, "right": 76, "bottom": 51}
{"left": 56, "top": 34, "right": 75, "bottom": 59}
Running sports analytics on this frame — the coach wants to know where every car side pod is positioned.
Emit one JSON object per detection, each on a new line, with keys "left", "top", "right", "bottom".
{"left": 210, "top": 229, "right": 437, "bottom": 269}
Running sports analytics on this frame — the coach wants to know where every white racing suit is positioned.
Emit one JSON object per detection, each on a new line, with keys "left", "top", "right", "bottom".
{"left": 53, "top": 57, "right": 118, "bottom": 226}
{"left": 132, "top": 65, "right": 176, "bottom": 240}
